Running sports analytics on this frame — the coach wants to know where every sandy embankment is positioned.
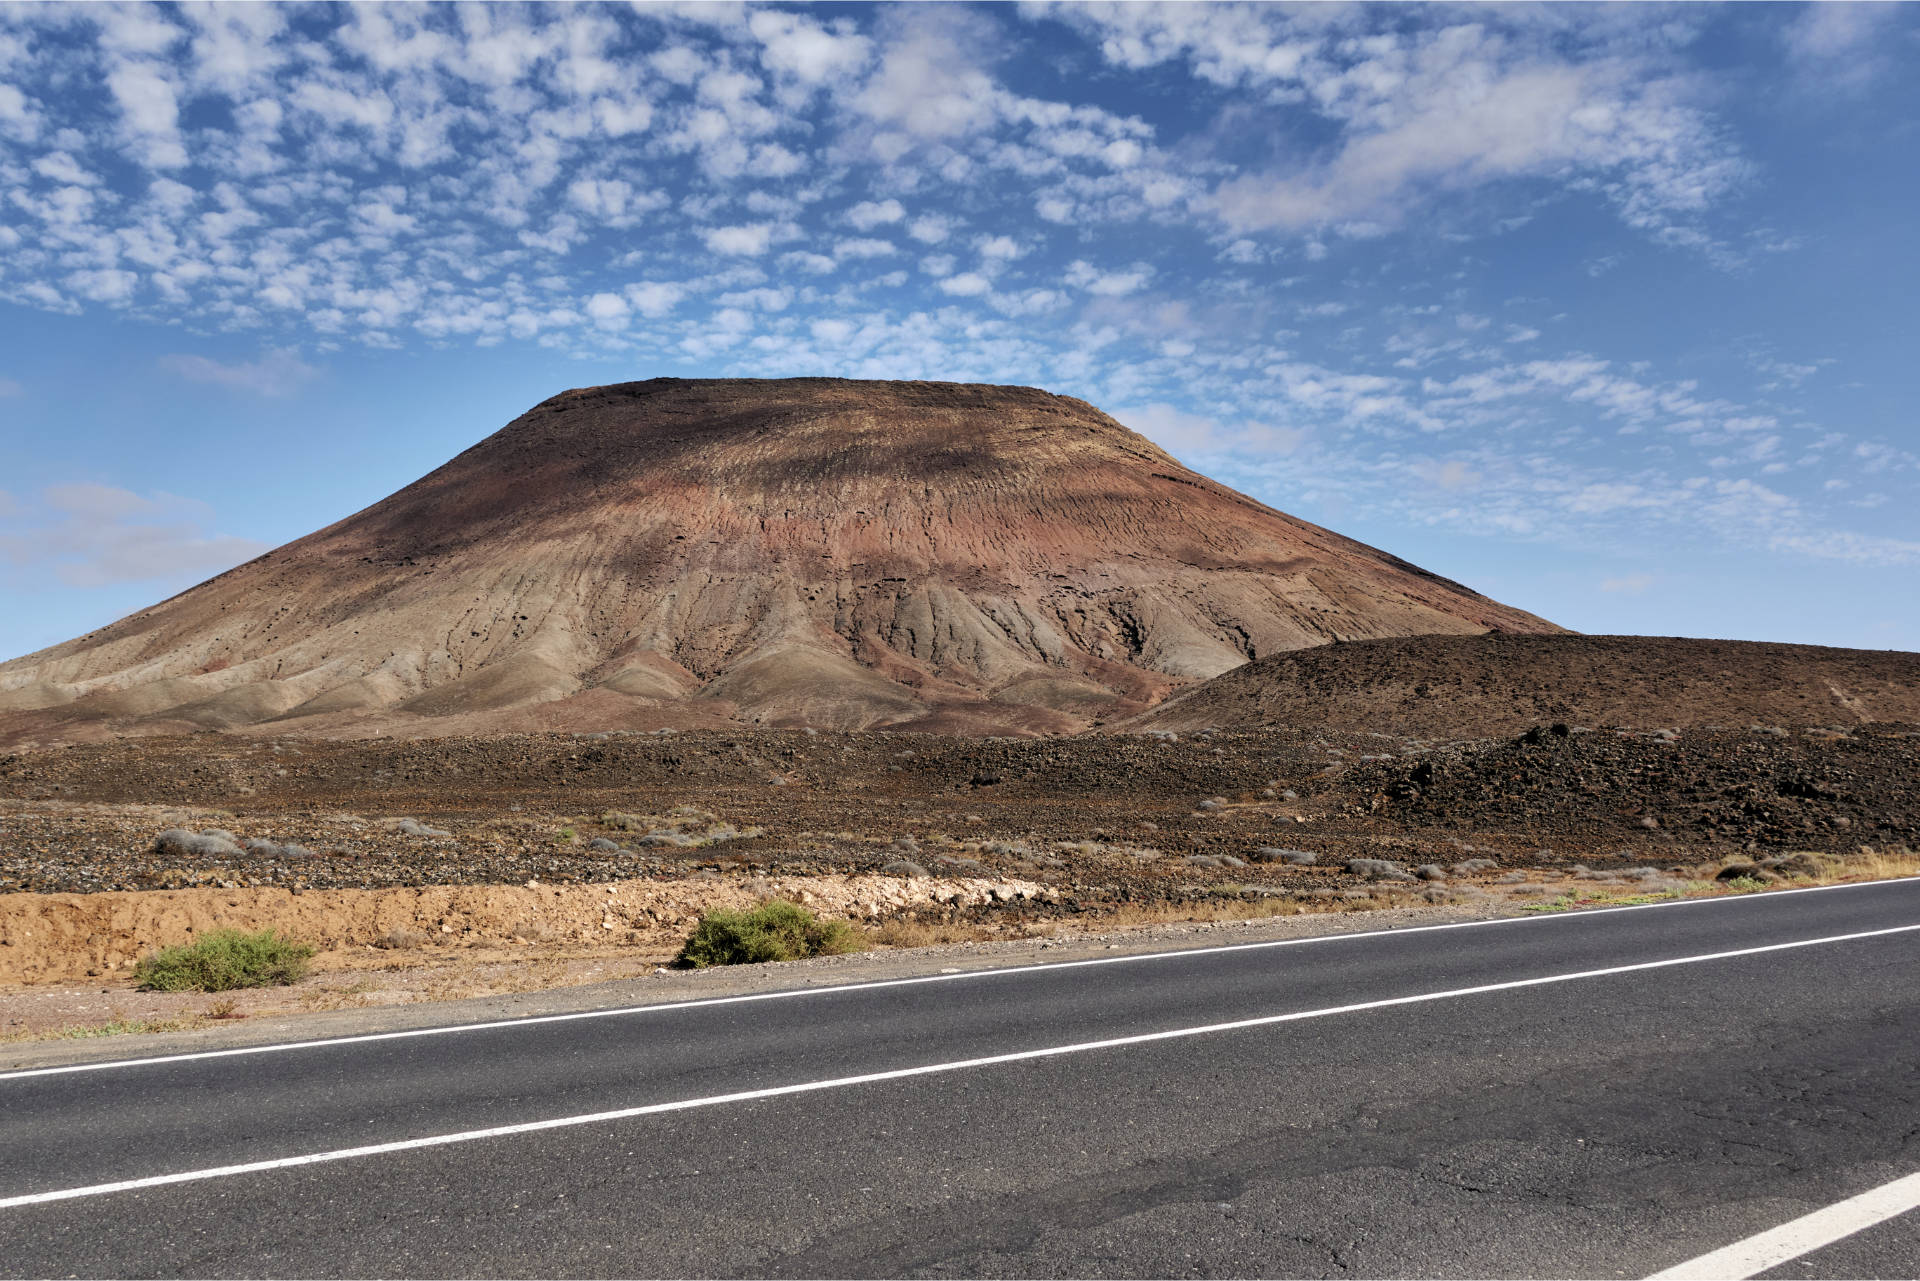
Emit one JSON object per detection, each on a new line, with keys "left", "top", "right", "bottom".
{"left": 0, "top": 874, "right": 1050, "bottom": 986}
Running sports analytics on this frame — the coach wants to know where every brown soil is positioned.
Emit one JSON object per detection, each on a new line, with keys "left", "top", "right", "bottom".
{"left": 0, "top": 378, "right": 1555, "bottom": 749}
{"left": 0, "top": 872, "right": 1047, "bottom": 986}
{"left": 1131, "top": 633, "right": 1920, "bottom": 736}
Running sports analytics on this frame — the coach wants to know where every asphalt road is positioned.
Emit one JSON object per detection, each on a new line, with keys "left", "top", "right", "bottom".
{"left": 3, "top": 879, "right": 1919, "bottom": 1278}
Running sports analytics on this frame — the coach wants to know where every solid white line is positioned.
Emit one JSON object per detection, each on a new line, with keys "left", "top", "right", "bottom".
{"left": 4, "top": 872, "right": 1915, "bottom": 1084}
{"left": 3, "top": 920, "right": 1917, "bottom": 1211}
{"left": 1648, "top": 1169, "right": 1920, "bottom": 1279}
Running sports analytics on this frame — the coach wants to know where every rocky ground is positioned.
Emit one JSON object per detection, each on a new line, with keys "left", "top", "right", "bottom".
{"left": 4, "top": 723, "right": 1913, "bottom": 892}
{"left": 1, "top": 721, "right": 1913, "bottom": 1034}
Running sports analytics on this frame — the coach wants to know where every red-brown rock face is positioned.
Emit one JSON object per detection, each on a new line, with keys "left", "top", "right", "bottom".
{"left": 0, "top": 378, "right": 1559, "bottom": 743}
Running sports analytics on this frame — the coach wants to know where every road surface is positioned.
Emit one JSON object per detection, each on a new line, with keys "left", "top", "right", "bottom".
{"left": 3, "top": 878, "right": 1918, "bottom": 1277}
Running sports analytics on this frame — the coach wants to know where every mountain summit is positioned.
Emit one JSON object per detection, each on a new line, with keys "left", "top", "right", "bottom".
{"left": 0, "top": 378, "right": 1558, "bottom": 742}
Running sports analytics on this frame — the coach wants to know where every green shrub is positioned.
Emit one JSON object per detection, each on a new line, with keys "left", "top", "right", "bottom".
{"left": 136, "top": 929, "right": 316, "bottom": 992}
{"left": 676, "top": 900, "right": 866, "bottom": 969}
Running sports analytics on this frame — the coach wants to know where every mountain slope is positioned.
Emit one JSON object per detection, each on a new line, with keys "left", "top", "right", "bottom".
{"left": 0, "top": 378, "right": 1559, "bottom": 744}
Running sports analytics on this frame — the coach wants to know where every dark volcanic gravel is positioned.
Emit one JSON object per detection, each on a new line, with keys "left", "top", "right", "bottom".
{"left": 2, "top": 724, "right": 1914, "bottom": 900}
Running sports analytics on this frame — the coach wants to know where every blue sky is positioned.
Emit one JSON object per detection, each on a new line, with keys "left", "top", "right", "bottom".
{"left": 1, "top": 1, "right": 1917, "bottom": 664}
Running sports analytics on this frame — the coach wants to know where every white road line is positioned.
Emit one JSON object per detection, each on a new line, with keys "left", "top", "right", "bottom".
{"left": 1648, "top": 1169, "right": 1920, "bottom": 1279}
{"left": 3, "top": 920, "right": 1916, "bottom": 1211}
{"left": 4, "top": 873, "right": 1914, "bottom": 1084}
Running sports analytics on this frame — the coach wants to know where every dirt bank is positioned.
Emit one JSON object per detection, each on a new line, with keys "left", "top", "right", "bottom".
{"left": 0, "top": 873, "right": 1050, "bottom": 986}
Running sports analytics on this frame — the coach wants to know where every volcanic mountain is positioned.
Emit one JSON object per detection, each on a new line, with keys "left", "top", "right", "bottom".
{"left": 0, "top": 378, "right": 1559, "bottom": 744}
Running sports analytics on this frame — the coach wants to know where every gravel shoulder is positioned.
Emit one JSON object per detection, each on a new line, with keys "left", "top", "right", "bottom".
{"left": 0, "top": 900, "right": 1499, "bottom": 1072}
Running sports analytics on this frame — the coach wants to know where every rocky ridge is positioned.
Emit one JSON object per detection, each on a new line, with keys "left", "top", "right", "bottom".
{"left": 1131, "top": 633, "right": 1920, "bottom": 736}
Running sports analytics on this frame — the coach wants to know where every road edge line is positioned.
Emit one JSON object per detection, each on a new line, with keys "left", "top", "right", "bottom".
{"left": 1648, "top": 1169, "right": 1920, "bottom": 1279}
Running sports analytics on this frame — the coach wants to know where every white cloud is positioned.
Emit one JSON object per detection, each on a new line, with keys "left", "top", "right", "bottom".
{"left": 976, "top": 234, "right": 1025, "bottom": 262}
{"left": 1035, "top": 195, "right": 1075, "bottom": 223}
{"left": 0, "top": 82, "right": 38, "bottom": 140}
{"left": 625, "top": 281, "right": 686, "bottom": 318}
{"left": 750, "top": 10, "right": 872, "bottom": 85}
{"left": 856, "top": 6, "right": 1004, "bottom": 141}
{"left": 1214, "top": 60, "right": 1740, "bottom": 239}
{"left": 779, "top": 251, "right": 837, "bottom": 274}
{"left": 846, "top": 198, "right": 905, "bottom": 230}
{"left": 585, "top": 292, "right": 630, "bottom": 330}
{"left": 31, "top": 151, "right": 96, "bottom": 186}
{"left": 939, "top": 272, "right": 992, "bottom": 297}
{"left": 1065, "top": 260, "right": 1153, "bottom": 297}
{"left": 1051, "top": 6, "right": 1745, "bottom": 249}
{"left": 156, "top": 349, "right": 319, "bottom": 397}
{"left": 568, "top": 178, "right": 635, "bottom": 220}
{"left": 701, "top": 223, "right": 774, "bottom": 256}
{"left": 106, "top": 58, "right": 187, "bottom": 168}
{"left": 907, "top": 214, "right": 954, "bottom": 244}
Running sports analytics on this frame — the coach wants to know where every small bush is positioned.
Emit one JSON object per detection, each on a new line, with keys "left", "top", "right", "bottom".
{"left": 153, "top": 828, "right": 242, "bottom": 858}
{"left": 1252, "top": 847, "right": 1316, "bottom": 865}
{"left": 391, "top": 818, "right": 452, "bottom": 838}
{"left": 136, "top": 929, "right": 315, "bottom": 991}
{"left": 882, "top": 858, "right": 930, "bottom": 878}
{"left": 374, "top": 927, "right": 428, "bottom": 950}
{"left": 241, "top": 837, "right": 315, "bottom": 858}
{"left": 587, "top": 836, "right": 621, "bottom": 852}
{"left": 1345, "top": 858, "right": 1405, "bottom": 879}
{"left": 677, "top": 901, "right": 866, "bottom": 968}
{"left": 1759, "top": 852, "right": 1823, "bottom": 879}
